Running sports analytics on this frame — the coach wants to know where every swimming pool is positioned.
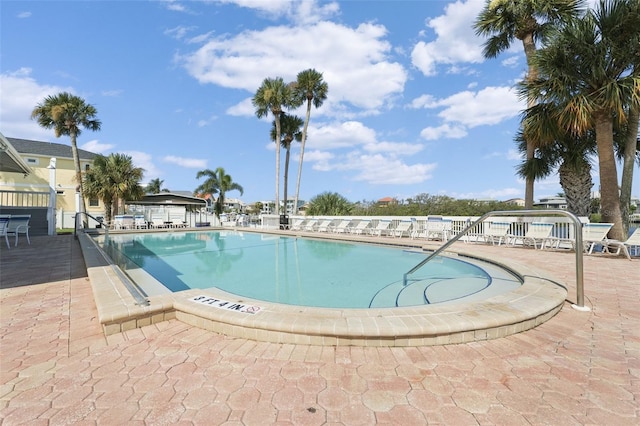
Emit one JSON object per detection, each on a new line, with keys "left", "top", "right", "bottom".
{"left": 100, "top": 230, "right": 522, "bottom": 309}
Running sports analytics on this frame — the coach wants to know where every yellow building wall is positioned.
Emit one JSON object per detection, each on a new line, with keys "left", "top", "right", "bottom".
{"left": 0, "top": 153, "right": 104, "bottom": 217}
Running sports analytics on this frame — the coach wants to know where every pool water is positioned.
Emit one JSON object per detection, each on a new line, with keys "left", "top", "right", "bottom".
{"left": 101, "top": 230, "right": 522, "bottom": 309}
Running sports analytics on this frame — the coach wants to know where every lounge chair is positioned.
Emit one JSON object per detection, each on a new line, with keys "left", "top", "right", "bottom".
{"left": 0, "top": 217, "right": 10, "bottom": 248}
{"left": 548, "top": 222, "right": 613, "bottom": 253}
{"left": 6, "top": 215, "right": 31, "bottom": 246}
{"left": 369, "top": 219, "right": 392, "bottom": 237}
{"left": 508, "top": 222, "right": 554, "bottom": 249}
{"left": 481, "top": 221, "right": 510, "bottom": 246}
{"left": 303, "top": 219, "right": 319, "bottom": 232}
{"left": 151, "top": 218, "right": 166, "bottom": 229}
{"left": 391, "top": 220, "right": 413, "bottom": 238}
{"left": 332, "top": 220, "right": 352, "bottom": 233}
{"left": 134, "top": 215, "right": 148, "bottom": 229}
{"left": 603, "top": 228, "right": 640, "bottom": 260}
{"left": 290, "top": 218, "right": 307, "bottom": 231}
{"left": 350, "top": 220, "right": 371, "bottom": 235}
{"left": 316, "top": 220, "right": 334, "bottom": 232}
{"left": 413, "top": 218, "right": 449, "bottom": 241}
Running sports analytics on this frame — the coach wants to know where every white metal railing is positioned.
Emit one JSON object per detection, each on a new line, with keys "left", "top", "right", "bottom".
{"left": 0, "top": 190, "right": 50, "bottom": 207}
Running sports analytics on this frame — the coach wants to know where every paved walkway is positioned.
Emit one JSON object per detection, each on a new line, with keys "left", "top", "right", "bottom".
{"left": 0, "top": 234, "right": 638, "bottom": 425}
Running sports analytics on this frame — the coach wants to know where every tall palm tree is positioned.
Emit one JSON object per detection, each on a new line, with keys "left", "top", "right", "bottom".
{"left": 194, "top": 167, "right": 243, "bottom": 218}
{"left": 474, "top": 0, "right": 585, "bottom": 209}
{"left": 147, "top": 178, "right": 169, "bottom": 194}
{"left": 520, "top": 0, "right": 640, "bottom": 240}
{"left": 271, "top": 114, "right": 303, "bottom": 215}
{"left": 290, "top": 69, "right": 328, "bottom": 214}
{"left": 252, "top": 77, "right": 293, "bottom": 214}
{"left": 31, "top": 92, "right": 101, "bottom": 220}
{"left": 83, "top": 153, "right": 144, "bottom": 224}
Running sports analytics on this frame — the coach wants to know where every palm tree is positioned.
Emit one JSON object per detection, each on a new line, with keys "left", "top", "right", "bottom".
{"left": 306, "top": 192, "right": 353, "bottom": 216}
{"left": 515, "top": 128, "right": 596, "bottom": 216}
{"left": 474, "top": 0, "right": 585, "bottom": 209}
{"left": 520, "top": 0, "right": 640, "bottom": 240}
{"left": 271, "top": 114, "right": 303, "bottom": 215}
{"left": 83, "top": 153, "right": 145, "bottom": 224}
{"left": 83, "top": 155, "right": 114, "bottom": 224}
{"left": 194, "top": 168, "right": 243, "bottom": 218}
{"left": 252, "top": 77, "right": 293, "bottom": 214}
{"left": 31, "top": 92, "right": 101, "bottom": 221}
{"left": 290, "top": 69, "right": 328, "bottom": 214}
{"left": 147, "top": 178, "right": 169, "bottom": 194}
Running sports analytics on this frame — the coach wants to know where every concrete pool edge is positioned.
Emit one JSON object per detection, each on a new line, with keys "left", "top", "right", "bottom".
{"left": 78, "top": 231, "right": 568, "bottom": 346}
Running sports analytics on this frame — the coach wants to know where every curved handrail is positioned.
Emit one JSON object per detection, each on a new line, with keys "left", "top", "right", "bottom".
{"left": 403, "top": 210, "right": 588, "bottom": 310}
{"left": 74, "top": 211, "right": 108, "bottom": 239}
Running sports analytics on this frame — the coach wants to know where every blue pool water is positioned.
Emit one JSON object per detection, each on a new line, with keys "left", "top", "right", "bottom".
{"left": 101, "top": 230, "right": 522, "bottom": 309}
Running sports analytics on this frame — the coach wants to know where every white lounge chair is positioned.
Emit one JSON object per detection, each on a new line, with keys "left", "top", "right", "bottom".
{"left": 134, "top": 215, "right": 148, "bottom": 229}
{"left": 391, "top": 220, "right": 413, "bottom": 238}
{"left": 350, "top": 220, "right": 371, "bottom": 235}
{"left": 316, "top": 220, "right": 334, "bottom": 232}
{"left": 548, "top": 222, "right": 613, "bottom": 253}
{"left": 0, "top": 217, "right": 10, "bottom": 248}
{"left": 290, "top": 218, "right": 307, "bottom": 231}
{"left": 332, "top": 220, "right": 352, "bottom": 233}
{"left": 303, "top": 219, "right": 319, "bottom": 231}
{"left": 508, "top": 222, "right": 554, "bottom": 249}
{"left": 6, "top": 215, "right": 31, "bottom": 246}
{"left": 151, "top": 218, "right": 166, "bottom": 229}
{"left": 481, "top": 222, "right": 511, "bottom": 246}
{"left": 369, "top": 220, "right": 392, "bottom": 237}
{"left": 603, "top": 228, "right": 640, "bottom": 260}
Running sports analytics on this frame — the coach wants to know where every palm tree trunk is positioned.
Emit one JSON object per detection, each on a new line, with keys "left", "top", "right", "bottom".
{"left": 522, "top": 34, "right": 538, "bottom": 209}
{"left": 594, "top": 113, "right": 624, "bottom": 240}
{"left": 69, "top": 132, "right": 87, "bottom": 225}
{"left": 293, "top": 99, "right": 312, "bottom": 214}
{"left": 275, "top": 112, "right": 282, "bottom": 215}
{"left": 559, "top": 158, "right": 593, "bottom": 217}
{"left": 283, "top": 146, "right": 290, "bottom": 214}
{"left": 620, "top": 105, "right": 638, "bottom": 235}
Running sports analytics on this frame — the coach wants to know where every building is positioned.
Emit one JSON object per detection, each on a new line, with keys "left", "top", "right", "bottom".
{"left": 534, "top": 196, "right": 568, "bottom": 210}
{"left": 0, "top": 135, "right": 103, "bottom": 231}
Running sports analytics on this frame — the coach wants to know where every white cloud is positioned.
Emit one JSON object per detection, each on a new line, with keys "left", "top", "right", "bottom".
{"left": 411, "top": 0, "right": 485, "bottom": 76}
{"left": 420, "top": 124, "right": 467, "bottom": 140}
{"left": 344, "top": 153, "right": 436, "bottom": 185}
{"left": 215, "top": 0, "right": 339, "bottom": 24}
{"left": 416, "top": 86, "right": 522, "bottom": 141}
{"left": 80, "top": 139, "right": 114, "bottom": 154}
{"left": 162, "top": 155, "right": 207, "bottom": 169}
{"left": 123, "top": 151, "right": 162, "bottom": 180}
{"left": 363, "top": 141, "right": 423, "bottom": 156}
{"left": 0, "top": 68, "right": 74, "bottom": 140}
{"left": 179, "top": 21, "right": 406, "bottom": 113}
{"left": 17, "top": 11, "right": 31, "bottom": 18}
{"left": 305, "top": 121, "right": 376, "bottom": 150}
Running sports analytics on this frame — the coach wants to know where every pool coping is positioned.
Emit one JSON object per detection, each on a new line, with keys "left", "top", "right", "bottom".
{"left": 78, "top": 228, "right": 568, "bottom": 346}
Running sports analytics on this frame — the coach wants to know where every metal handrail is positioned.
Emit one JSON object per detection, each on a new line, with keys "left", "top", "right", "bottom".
{"left": 403, "top": 210, "right": 588, "bottom": 311}
{"left": 74, "top": 211, "right": 109, "bottom": 238}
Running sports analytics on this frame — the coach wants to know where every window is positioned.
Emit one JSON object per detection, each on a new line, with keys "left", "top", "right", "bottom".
{"left": 26, "top": 158, "right": 39, "bottom": 165}
{"left": 89, "top": 198, "right": 99, "bottom": 207}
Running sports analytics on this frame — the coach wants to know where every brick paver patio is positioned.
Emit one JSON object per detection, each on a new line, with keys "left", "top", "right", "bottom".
{"left": 1, "top": 234, "right": 638, "bottom": 425}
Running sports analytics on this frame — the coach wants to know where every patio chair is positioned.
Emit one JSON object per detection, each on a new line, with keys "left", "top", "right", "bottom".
{"left": 303, "top": 219, "right": 319, "bottom": 231}
{"left": 369, "top": 219, "right": 392, "bottom": 237}
{"left": 316, "top": 220, "right": 334, "bottom": 232}
{"left": 0, "top": 217, "right": 10, "bottom": 248}
{"left": 548, "top": 222, "right": 613, "bottom": 254}
{"left": 602, "top": 228, "right": 640, "bottom": 260}
{"left": 134, "top": 215, "right": 148, "bottom": 229}
{"left": 151, "top": 218, "right": 166, "bottom": 228}
{"left": 508, "top": 222, "right": 554, "bottom": 249}
{"left": 331, "top": 219, "right": 352, "bottom": 233}
{"left": 391, "top": 220, "right": 413, "bottom": 238}
{"left": 290, "top": 218, "right": 307, "bottom": 231}
{"left": 6, "top": 215, "right": 31, "bottom": 246}
{"left": 481, "top": 221, "right": 510, "bottom": 246}
{"left": 350, "top": 220, "right": 371, "bottom": 235}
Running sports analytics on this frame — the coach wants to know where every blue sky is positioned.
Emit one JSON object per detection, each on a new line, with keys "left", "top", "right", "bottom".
{"left": 2, "top": 0, "right": 636, "bottom": 205}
